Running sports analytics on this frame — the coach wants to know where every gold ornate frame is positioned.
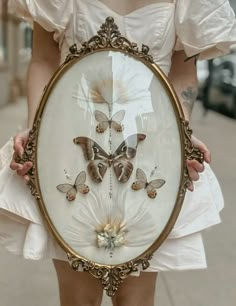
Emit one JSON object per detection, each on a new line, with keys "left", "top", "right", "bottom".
{"left": 18, "top": 17, "right": 203, "bottom": 296}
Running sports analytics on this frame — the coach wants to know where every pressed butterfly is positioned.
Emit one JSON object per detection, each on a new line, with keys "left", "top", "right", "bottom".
{"left": 73, "top": 134, "right": 146, "bottom": 183}
{"left": 56, "top": 171, "right": 89, "bottom": 201}
{"left": 94, "top": 110, "right": 125, "bottom": 133}
{"left": 131, "top": 168, "right": 165, "bottom": 199}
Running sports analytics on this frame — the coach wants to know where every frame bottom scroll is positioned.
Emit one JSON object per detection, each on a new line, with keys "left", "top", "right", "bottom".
{"left": 67, "top": 252, "right": 153, "bottom": 296}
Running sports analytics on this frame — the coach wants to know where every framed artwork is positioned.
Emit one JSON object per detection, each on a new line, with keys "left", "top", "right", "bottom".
{"left": 17, "top": 17, "right": 203, "bottom": 296}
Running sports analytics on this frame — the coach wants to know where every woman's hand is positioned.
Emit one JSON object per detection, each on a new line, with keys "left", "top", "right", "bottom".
{"left": 187, "top": 135, "right": 211, "bottom": 191}
{"left": 10, "top": 130, "right": 33, "bottom": 183}
{"left": 8, "top": 23, "right": 60, "bottom": 184}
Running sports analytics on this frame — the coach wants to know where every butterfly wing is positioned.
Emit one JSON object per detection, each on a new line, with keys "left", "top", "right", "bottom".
{"left": 75, "top": 171, "right": 86, "bottom": 185}
{"left": 111, "top": 110, "right": 125, "bottom": 132}
{"left": 94, "top": 110, "right": 109, "bottom": 133}
{"left": 73, "top": 137, "right": 109, "bottom": 161}
{"left": 57, "top": 184, "right": 76, "bottom": 201}
{"left": 66, "top": 187, "right": 77, "bottom": 201}
{"left": 146, "top": 179, "right": 166, "bottom": 199}
{"left": 111, "top": 110, "right": 126, "bottom": 122}
{"left": 94, "top": 110, "right": 108, "bottom": 122}
{"left": 113, "top": 158, "right": 133, "bottom": 183}
{"left": 149, "top": 179, "right": 166, "bottom": 189}
{"left": 57, "top": 184, "right": 73, "bottom": 193}
{"left": 114, "top": 134, "right": 146, "bottom": 160}
{"left": 75, "top": 171, "right": 90, "bottom": 194}
{"left": 136, "top": 168, "right": 147, "bottom": 181}
{"left": 131, "top": 168, "right": 147, "bottom": 190}
{"left": 112, "top": 134, "right": 146, "bottom": 182}
{"left": 87, "top": 161, "right": 108, "bottom": 183}
{"left": 73, "top": 137, "right": 109, "bottom": 182}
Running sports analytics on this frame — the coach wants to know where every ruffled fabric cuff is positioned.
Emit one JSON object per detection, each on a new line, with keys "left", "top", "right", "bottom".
{"left": 175, "top": 0, "right": 236, "bottom": 60}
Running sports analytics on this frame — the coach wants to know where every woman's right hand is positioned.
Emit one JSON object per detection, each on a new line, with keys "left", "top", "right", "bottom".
{"left": 10, "top": 129, "right": 33, "bottom": 183}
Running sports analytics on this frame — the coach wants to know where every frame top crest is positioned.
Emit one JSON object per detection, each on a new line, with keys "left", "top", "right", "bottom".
{"left": 66, "top": 16, "right": 154, "bottom": 63}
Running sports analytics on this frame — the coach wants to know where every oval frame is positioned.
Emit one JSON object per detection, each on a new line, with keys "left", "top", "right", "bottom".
{"left": 20, "top": 17, "right": 203, "bottom": 296}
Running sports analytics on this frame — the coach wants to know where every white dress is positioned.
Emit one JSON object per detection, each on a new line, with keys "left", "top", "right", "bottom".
{"left": 1, "top": 0, "right": 235, "bottom": 271}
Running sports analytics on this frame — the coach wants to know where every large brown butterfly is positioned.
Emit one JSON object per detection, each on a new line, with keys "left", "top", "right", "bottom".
{"left": 73, "top": 134, "right": 146, "bottom": 183}
{"left": 131, "top": 168, "right": 165, "bottom": 199}
{"left": 56, "top": 171, "right": 89, "bottom": 201}
{"left": 95, "top": 110, "right": 125, "bottom": 133}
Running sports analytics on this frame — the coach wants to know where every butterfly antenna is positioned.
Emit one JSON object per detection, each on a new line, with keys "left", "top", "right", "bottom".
{"left": 64, "top": 169, "right": 72, "bottom": 181}
{"left": 150, "top": 165, "right": 158, "bottom": 178}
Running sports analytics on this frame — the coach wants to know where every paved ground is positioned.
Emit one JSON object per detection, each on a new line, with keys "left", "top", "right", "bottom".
{"left": 0, "top": 100, "right": 235, "bottom": 306}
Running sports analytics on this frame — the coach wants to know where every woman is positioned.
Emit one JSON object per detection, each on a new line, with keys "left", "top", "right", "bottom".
{"left": 1, "top": 0, "right": 235, "bottom": 305}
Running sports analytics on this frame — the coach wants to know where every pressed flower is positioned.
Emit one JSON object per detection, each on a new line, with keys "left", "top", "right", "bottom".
{"left": 62, "top": 191, "right": 157, "bottom": 257}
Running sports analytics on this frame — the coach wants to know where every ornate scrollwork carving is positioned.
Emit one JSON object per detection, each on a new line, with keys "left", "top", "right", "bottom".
{"left": 179, "top": 119, "right": 204, "bottom": 197}
{"left": 15, "top": 119, "right": 41, "bottom": 200}
{"left": 67, "top": 252, "right": 153, "bottom": 296}
{"left": 181, "top": 119, "right": 204, "bottom": 163}
{"left": 66, "top": 17, "right": 154, "bottom": 63}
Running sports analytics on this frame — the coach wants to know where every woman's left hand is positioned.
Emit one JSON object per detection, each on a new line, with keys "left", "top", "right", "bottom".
{"left": 187, "top": 135, "right": 211, "bottom": 192}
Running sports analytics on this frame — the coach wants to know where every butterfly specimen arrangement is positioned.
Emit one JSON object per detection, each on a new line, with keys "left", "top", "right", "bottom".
{"left": 73, "top": 134, "right": 146, "bottom": 183}
{"left": 131, "top": 168, "right": 165, "bottom": 199}
{"left": 95, "top": 110, "right": 125, "bottom": 133}
{"left": 57, "top": 171, "right": 89, "bottom": 201}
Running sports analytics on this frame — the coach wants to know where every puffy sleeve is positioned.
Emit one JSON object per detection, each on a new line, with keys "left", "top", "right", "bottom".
{"left": 9, "top": 0, "right": 72, "bottom": 44}
{"left": 175, "top": 0, "right": 236, "bottom": 60}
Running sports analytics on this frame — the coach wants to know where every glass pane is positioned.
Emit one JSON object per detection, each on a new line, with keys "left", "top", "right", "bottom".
{"left": 37, "top": 51, "right": 182, "bottom": 265}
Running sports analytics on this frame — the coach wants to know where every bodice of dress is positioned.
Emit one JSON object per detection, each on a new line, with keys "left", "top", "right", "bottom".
{"left": 61, "top": 0, "right": 176, "bottom": 75}
{"left": 10, "top": 0, "right": 236, "bottom": 65}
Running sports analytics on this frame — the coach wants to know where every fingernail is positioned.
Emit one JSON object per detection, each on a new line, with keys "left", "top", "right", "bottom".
{"left": 24, "top": 177, "right": 30, "bottom": 183}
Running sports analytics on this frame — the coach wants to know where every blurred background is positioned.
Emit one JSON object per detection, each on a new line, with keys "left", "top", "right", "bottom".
{"left": 0, "top": 1, "right": 236, "bottom": 306}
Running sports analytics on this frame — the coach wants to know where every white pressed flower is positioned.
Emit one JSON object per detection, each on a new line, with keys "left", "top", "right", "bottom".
{"left": 96, "top": 223, "right": 127, "bottom": 250}
{"left": 72, "top": 52, "right": 153, "bottom": 110}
